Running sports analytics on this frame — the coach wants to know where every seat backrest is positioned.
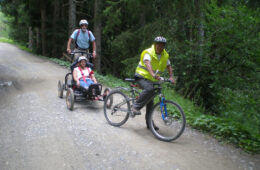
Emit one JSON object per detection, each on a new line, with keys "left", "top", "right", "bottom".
{"left": 70, "top": 61, "right": 93, "bottom": 73}
{"left": 70, "top": 61, "right": 78, "bottom": 72}
{"left": 86, "top": 62, "right": 93, "bottom": 69}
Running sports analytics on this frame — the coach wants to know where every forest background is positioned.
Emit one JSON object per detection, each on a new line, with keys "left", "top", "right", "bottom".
{"left": 0, "top": 0, "right": 259, "bottom": 153}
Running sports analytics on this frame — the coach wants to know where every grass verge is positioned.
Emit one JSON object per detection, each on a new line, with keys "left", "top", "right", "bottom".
{"left": 0, "top": 37, "right": 32, "bottom": 53}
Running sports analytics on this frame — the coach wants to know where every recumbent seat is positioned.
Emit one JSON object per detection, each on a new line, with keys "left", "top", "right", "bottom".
{"left": 69, "top": 61, "right": 101, "bottom": 95}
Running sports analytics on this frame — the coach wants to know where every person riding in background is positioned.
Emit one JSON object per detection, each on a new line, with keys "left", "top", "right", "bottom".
{"left": 73, "top": 56, "right": 97, "bottom": 89}
{"left": 132, "top": 36, "right": 175, "bottom": 129}
{"left": 67, "top": 19, "right": 96, "bottom": 62}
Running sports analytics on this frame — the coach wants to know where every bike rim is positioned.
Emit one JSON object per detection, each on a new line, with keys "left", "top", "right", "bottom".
{"left": 104, "top": 91, "right": 129, "bottom": 126}
{"left": 150, "top": 101, "right": 186, "bottom": 141}
{"left": 58, "top": 81, "right": 62, "bottom": 96}
{"left": 66, "top": 91, "right": 72, "bottom": 108}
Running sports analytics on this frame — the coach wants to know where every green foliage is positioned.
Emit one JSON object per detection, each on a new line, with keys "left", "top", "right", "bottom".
{"left": 201, "top": 3, "right": 260, "bottom": 132}
{"left": 95, "top": 73, "right": 129, "bottom": 88}
{"left": 103, "top": 0, "right": 124, "bottom": 36}
{"left": 0, "top": 37, "right": 32, "bottom": 53}
{"left": 49, "top": 58, "right": 71, "bottom": 68}
{"left": 1, "top": 1, "right": 30, "bottom": 44}
{"left": 190, "top": 114, "right": 260, "bottom": 153}
{"left": 0, "top": 37, "right": 13, "bottom": 43}
{"left": 218, "top": 88, "right": 260, "bottom": 134}
{"left": 0, "top": 11, "right": 11, "bottom": 38}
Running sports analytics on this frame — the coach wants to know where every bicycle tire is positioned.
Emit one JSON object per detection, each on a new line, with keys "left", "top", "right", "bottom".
{"left": 66, "top": 88, "right": 74, "bottom": 111}
{"left": 58, "top": 80, "right": 64, "bottom": 98}
{"left": 104, "top": 90, "right": 130, "bottom": 127}
{"left": 103, "top": 88, "right": 113, "bottom": 108}
{"left": 149, "top": 100, "right": 186, "bottom": 142}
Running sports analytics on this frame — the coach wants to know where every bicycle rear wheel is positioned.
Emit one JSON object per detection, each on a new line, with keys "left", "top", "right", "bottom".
{"left": 104, "top": 90, "right": 130, "bottom": 127}
{"left": 149, "top": 100, "right": 186, "bottom": 142}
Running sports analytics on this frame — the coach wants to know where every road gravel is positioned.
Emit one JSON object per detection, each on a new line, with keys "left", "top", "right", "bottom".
{"left": 0, "top": 42, "right": 259, "bottom": 170}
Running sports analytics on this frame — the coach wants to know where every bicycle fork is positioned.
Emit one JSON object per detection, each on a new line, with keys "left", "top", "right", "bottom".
{"left": 160, "top": 97, "right": 174, "bottom": 126}
{"left": 160, "top": 97, "right": 167, "bottom": 121}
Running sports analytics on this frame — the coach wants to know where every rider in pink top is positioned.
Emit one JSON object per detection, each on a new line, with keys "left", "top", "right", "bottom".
{"left": 72, "top": 56, "right": 97, "bottom": 89}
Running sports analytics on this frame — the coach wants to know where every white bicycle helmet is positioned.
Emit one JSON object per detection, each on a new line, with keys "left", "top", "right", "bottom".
{"left": 79, "top": 19, "right": 88, "bottom": 26}
{"left": 154, "top": 36, "right": 167, "bottom": 44}
{"left": 78, "top": 56, "right": 88, "bottom": 62}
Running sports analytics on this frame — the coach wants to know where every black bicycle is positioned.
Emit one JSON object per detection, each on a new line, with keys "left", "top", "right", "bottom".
{"left": 103, "top": 77, "right": 186, "bottom": 142}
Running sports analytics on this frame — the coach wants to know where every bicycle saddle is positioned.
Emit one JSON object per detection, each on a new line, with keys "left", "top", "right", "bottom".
{"left": 125, "top": 78, "right": 136, "bottom": 82}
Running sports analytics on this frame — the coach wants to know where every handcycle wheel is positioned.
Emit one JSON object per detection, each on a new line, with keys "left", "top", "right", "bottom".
{"left": 103, "top": 88, "right": 113, "bottom": 108}
{"left": 104, "top": 90, "right": 130, "bottom": 127}
{"left": 58, "top": 80, "right": 64, "bottom": 98}
{"left": 149, "top": 100, "right": 186, "bottom": 142}
{"left": 66, "top": 88, "right": 74, "bottom": 111}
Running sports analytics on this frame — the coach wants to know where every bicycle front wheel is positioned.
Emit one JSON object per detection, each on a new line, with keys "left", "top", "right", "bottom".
{"left": 149, "top": 100, "right": 186, "bottom": 142}
{"left": 104, "top": 90, "right": 130, "bottom": 127}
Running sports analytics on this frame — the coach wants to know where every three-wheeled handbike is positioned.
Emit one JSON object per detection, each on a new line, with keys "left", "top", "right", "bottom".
{"left": 57, "top": 51, "right": 112, "bottom": 110}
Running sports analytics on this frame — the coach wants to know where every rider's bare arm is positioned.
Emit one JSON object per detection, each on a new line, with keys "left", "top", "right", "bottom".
{"left": 73, "top": 69, "right": 80, "bottom": 86}
{"left": 91, "top": 74, "right": 97, "bottom": 84}
{"left": 67, "top": 38, "right": 73, "bottom": 54}
{"left": 92, "top": 41, "right": 96, "bottom": 58}
{"left": 167, "top": 65, "right": 175, "bottom": 84}
{"left": 144, "top": 60, "right": 160, "bottom": 80}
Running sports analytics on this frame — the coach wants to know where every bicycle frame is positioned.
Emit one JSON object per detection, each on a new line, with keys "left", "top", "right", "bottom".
{"left": 115, "top": 81, "right": 169, "bottom": 119}
{"left": 71, "top": 51, "right": 93, "bottom": 60}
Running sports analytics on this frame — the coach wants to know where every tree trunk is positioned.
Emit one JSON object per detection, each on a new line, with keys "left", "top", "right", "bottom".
{"left": 68, "top": 0, "right": 76, "bottom": 35}
{"left": 195, "top": 0, "right": 205, "bottom": 57}
{"left": 94, "top": 0, "right": 102, "bottom": 72}
{"left": 68, "top": 0, "right": 76, "bottom": 51}
{"left": 41, "top": 1, "right": 46, "bottom": 56}
{"left": 139, "top": 4, "right": 146, "bottom": 27}
{"left": 198, "top": 12, "right": 205, "bottom": 57}
{"left": 28, "top": 27, "right": 33, "bottom": 50}
{"left": 35, "top": 28, "right": 40, "bottom": 53}
{"left": 52, "top": 0, "right": 60, "bottom": 57}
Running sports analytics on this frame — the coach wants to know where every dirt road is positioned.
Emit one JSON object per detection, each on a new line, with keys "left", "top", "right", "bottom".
{"left": 0, "top": 42, "right": 259, "bottom": 170}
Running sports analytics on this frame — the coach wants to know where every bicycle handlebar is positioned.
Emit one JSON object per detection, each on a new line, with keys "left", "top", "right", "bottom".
{"left": 154, "top": 69, "right": 174, "bottom": 84}
{"left": 70, "top": 51, "right": 93, "bottom": 58}
{"left": 125, "top": 77, "right": 173, "bottom": 85}
{"left": 152, "top": 77, "right": 173, "bottom": 85}
{"left": 159, "top": 77, "right": 172, "bottom": 83}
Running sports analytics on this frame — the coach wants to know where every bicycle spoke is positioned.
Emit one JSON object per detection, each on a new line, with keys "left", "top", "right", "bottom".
{"left": 150, "top": 100, "right": 186, "bottom": 141}
{"left": 104, "top": 90, "right": 130, "bottom": 126}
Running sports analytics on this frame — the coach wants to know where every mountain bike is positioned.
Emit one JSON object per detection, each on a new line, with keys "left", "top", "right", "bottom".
{"left": 103, "top": 77, "right": 186, "bottom": 142}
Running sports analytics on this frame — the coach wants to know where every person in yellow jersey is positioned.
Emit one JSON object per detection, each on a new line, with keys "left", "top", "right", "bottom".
{"left": 132, "top": 36, "right": 175, "bottom": 129}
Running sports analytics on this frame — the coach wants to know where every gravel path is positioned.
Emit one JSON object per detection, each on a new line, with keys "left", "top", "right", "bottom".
{"left": 0, "top": 42, "right": 259, "bottom": 170}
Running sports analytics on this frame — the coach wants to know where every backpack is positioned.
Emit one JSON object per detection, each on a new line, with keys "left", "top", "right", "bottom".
{"left": 75, "top": 29, "right": 91, "bottom": 48}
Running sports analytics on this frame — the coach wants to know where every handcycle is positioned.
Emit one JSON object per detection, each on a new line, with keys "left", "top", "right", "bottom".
{"left": 103, "top": 77, "right": 186, "bottom": 142}
{"left": 57, "top": 51, "right": 112, "bottom": 110}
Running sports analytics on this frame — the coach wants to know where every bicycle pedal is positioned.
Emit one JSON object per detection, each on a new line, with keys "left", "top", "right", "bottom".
{"left": 129, "top": 112, "right": 135, "bottom": 118}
